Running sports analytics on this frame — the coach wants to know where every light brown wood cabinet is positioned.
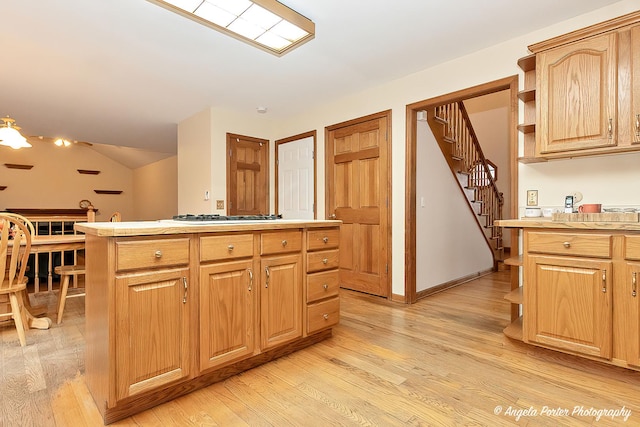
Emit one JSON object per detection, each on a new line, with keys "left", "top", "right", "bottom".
{"left": 519, "top": 11, "right": 640, "bottom": 161}
{"left": 112, "top": 237, "right": 192, "bottom": 401}
{"left": 305, "top": 227, "right": 340, "bottom": 334}
{"left": 80, "top": 221, "right": 340, "bottom": 424}
{"left": 516, "top": 228, "right": 640, "bottom": 370}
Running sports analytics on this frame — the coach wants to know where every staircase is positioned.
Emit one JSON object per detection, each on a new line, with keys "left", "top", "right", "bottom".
{"left": 427, "top": 101, "right": 505, "bottom": 267}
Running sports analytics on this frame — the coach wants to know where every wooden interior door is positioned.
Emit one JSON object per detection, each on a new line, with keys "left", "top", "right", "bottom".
{"left": 227, "top": 133, "right": 269, "bottom": 215}
{"left": 326, "top": 111, "right": 391, "bottom": 297}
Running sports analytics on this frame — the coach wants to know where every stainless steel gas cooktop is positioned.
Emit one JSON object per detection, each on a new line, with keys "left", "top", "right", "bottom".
{"left": 172, "top": 214, "right": 282, "bottom": 222}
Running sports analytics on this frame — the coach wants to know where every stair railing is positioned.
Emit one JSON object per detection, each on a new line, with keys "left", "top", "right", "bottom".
{"left": 432, "top": 101, "right": 504, "bottom": 258}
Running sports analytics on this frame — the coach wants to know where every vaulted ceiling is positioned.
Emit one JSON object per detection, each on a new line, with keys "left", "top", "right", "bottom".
{"left": 0, "top": 0, "right": 621, "bottom": 158}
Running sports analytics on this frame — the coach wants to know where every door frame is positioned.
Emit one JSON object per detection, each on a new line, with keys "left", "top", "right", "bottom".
{"left": 274, "top": 130, "right": 317, "bottom": 219}
{"left": 325, "top": 110, "right": 392, "bottom": 299}
{"left": 226, "top": 132, "right": 269, "bottom": 215}
{"left": 405, "top": 76, "right": 519, "bottom": 303}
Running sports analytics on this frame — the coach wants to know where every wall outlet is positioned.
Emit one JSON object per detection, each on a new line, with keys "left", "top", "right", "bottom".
{"left": 216, "top": 200, "right": 224, "bottom": 210}
{"left": 527, "top": 190, "right": 538, "bottom": 206}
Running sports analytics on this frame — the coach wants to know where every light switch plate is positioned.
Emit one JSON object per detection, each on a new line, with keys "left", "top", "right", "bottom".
{"left": 526, "top": 190, "right": 538, "bottom": 206}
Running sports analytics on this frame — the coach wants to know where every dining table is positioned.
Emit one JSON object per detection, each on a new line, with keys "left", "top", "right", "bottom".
{"left": 6, "top": 234, "right": 85, "bottom": 330}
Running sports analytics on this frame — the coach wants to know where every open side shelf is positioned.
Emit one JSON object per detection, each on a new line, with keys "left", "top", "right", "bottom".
{"left": 504, "top": 316, "right": 523, "bottom": 341}
{"left": 504, "top": 286, "right": 523, "bottom": 304}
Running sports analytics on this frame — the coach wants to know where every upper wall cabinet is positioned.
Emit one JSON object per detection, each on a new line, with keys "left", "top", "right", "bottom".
{"left": 537, "top": 33, "right": 618, "bottom": 155}
{"left": 519, "top": 11, "right": 640, "bottom": 161}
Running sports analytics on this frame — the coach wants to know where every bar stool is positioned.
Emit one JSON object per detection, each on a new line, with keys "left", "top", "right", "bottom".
{"left": 55, "top": 211, "right": 121, "bottom": 324}
{"left": 54, "top": 264, "right": 86, "bottom": 324}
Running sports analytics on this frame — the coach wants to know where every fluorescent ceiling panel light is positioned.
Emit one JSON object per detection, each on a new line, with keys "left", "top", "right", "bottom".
{"left": 147, "top": 0, "right": 315, "bottom": 56}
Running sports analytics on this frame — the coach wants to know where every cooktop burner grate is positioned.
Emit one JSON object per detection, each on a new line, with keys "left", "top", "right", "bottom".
{"left": 172, "top": 214, "right": 282, "bottom": 221}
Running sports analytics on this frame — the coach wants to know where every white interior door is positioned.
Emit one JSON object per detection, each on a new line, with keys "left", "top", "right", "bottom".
{"left": 277, "top": 136, "right": 314, "bottom": 219}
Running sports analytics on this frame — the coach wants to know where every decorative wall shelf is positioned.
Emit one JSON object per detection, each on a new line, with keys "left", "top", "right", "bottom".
{"left": 4, "top": 163, "right": 33, "bottom": 170}
{"left": 94, "top": 190, "right": 123, "bottom": 195}
{"left": 78, "top": 169, "right": 101, "bottom": 175}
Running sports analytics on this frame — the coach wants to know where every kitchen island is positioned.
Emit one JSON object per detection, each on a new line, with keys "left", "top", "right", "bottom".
{"left": 496, "top": 217, "right": 640, "bottom": 372}
{"left": 75, "top": 219, "right": 341, "bottom": 424}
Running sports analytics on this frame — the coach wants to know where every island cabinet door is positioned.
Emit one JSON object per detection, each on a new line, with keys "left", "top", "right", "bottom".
{"left": 622, "top": 263, "right": 640, "bottom": 367}
{"left": 199, "top": 260, "right": 255, "bottom": 372}
{"left": 114, "top": 267, "right": 191, "bottom": 401}
{"left": 525, "top": 255, "right": 613, "bottom": 359}
{"left": 260, "top": 254, "right": 303, "bottom": 350}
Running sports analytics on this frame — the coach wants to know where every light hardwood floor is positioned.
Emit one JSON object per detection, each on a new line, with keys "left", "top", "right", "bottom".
{"left": 2, "top": 271, "right": 640, "bottom": 426}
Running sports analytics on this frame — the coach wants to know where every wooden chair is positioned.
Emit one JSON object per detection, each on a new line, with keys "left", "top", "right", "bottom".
{"left": 0, "top": 214, "right": 33, "bottom": 346}
{"left": 55, "top": 211, "right": 120, "bottom": 324}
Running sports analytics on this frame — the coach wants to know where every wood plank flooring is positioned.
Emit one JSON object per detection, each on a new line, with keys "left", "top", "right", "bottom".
{"left": 2, "top": 271, "right": 640, "bottom": 426}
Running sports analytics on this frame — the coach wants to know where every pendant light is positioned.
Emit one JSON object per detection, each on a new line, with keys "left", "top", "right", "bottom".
{"left": 0, "top": 116, "right": 31, "bottom": 149}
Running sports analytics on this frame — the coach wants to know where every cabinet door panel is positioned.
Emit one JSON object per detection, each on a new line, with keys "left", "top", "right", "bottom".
{"left": 632, "top": 25, "right": 640, "bottom": 145}
{"left": 261, "top": 254, "right": 302, "bottom": 349}
{"left": 623, "top": 263, "right": 640, "bottom": 366}
{"left": 538, "top": 33, "right": 617, "bottom": 154}
{"left": 115, "top": 268, "right": 190, "bottom": 400}
{"left": 200, "top": 260, "right": 255, "bottom": 371}
{"left": 525, "top": 255, "right": 612, "bottom": 359}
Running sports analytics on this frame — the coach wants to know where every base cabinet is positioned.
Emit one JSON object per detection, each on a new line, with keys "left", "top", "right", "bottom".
{"left": 82, "top": 222, "right": 340, "bottom": 424}
{"left": 115, "top": 267, "right": 191, "bottom": 400}
{"left": 520, "top": 228, "right": 640, "bottom": 371}
{"left": 260, "top": 254, "right": 303, "bottom": 350}
{"left": 199, "top": 260, "right": 255, "bottom": 371}
{"left": 525, "top": 255, "right": 612, "bottom": 359}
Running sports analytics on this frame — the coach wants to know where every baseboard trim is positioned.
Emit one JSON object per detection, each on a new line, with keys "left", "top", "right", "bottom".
{"left": 415, "top": 268, "right": 494, "bottom": 301}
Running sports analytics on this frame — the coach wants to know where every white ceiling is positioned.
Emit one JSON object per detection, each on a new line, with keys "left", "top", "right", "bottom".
{"left": 0, "top": 0, "right": 622, "bottom": 160}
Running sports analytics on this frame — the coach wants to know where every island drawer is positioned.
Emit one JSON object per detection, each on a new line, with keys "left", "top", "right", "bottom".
{"left": 625, "top": 235, "right": 640, "bottom": 260}
{"left": 307, "top": 228, "right": 340, "bottom": 251}
{"left": 307, "top": 249, "right": 339, "bottom": 272}
{"left": 307, "top": 270, "right": 340, "bottom": 303}
{"left": 307, "top": 297, "right": 340, "bottom": 334}
{"left": 261, "top": 230, "right": 302, "bottom": 255}
{"left": 116, "top": 238, "right": 190, "bottom": 272}
{"left": 200, "top": 233, "right": 254, "bottom": 261}
{"left": 527, "top": 231, "right": 612, "bottom": 258}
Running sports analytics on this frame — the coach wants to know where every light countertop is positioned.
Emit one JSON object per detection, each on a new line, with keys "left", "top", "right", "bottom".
{"left": 496, "top": 218, "right": 640, "bottom": 231}
{"left": 75, "top": 219, "right": 342, "bottom": 237}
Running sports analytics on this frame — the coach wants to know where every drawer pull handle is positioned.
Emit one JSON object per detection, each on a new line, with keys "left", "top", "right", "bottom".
{"left": 602, "top": 270, "right": 607, "bottom": 293}
{"left": 182, "top": 277, "right": 188, "bottom": 304}
{"left": 563, "top": 242, "right": 571, "bottom": 248}
{"left": 248, "top": 268, "right": 253, "bottom": 291}
{"left": 322, "top": 258, "right": 328, "bottom": 264}
{"left": 281, "top": 240, "right": 288, "bottom": 247}
{"left": 323, "top": 314, "right": 329, "bottom": 320}
{"left": 323, "top": 283, "right": 329, "bottom": 290}
{"left": 323, "top": 237, "right": 329, "bottom": 244}
{"left": 155, "top": 250, "right": 162, "bottom": 258}
{"left": 265, "top": 266, "right": 270, "bottom": 288}
{"left": 633, "top": 272, "right": 637, "bottom": 297}
{"left": 228, "top": 244, "right": 234, "bottom": 251}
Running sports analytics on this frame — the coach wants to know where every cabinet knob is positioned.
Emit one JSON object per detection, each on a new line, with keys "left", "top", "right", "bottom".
{"left": 322, "top": 258, "right": 328, "bottom": 264}
{"left": 323, "top": 283, "right": 329, "bottom": 290}
{"left": 227, "top": 244, "right": 234, "bottom": 251}
{"left": 329, "top": 214, "right": 336, "bottom": 219}
{"left": 563, "top": 242, "right": 571, "bottom": 248}
{"left": 323, "top": 237, "right": 329, "bottom": 244}
{"left": 281, "top": 240, "right": 288, "bottom": 247}
{"left": 323, "top": 314, "right": 329, "bottom": 320}
{"left": 155, "top": 250, "right": 162, "bottom": 258}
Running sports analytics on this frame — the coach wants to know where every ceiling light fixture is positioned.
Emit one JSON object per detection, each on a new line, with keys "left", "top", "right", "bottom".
{"left": 147, "top": 0, "right": 315, "bottom": 56}
{"left": 0, "top": 116, "right": 32, "bottom": 149}
{"left": 54, "top": 138, "right": 72, "bottom": 147}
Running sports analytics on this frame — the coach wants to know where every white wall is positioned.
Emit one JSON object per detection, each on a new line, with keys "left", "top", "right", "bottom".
{"left": 133, "top": 156, "right": 178, "bottom": 220}
{"left": 177, "top": 0, "right": 640, "bottom": 297}
{"left": 0, "top": 139, "right": 134, "bottom": 220}
{"left": 177, "top": 106, "right": 274, "bottom": 215}
{"left": 415, "top": 122, "right": 494, "bottom": 292}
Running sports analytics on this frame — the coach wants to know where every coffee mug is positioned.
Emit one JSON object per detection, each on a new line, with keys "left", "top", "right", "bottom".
{"left": 578, "top": 204, "right": 602, "bottom": 213}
